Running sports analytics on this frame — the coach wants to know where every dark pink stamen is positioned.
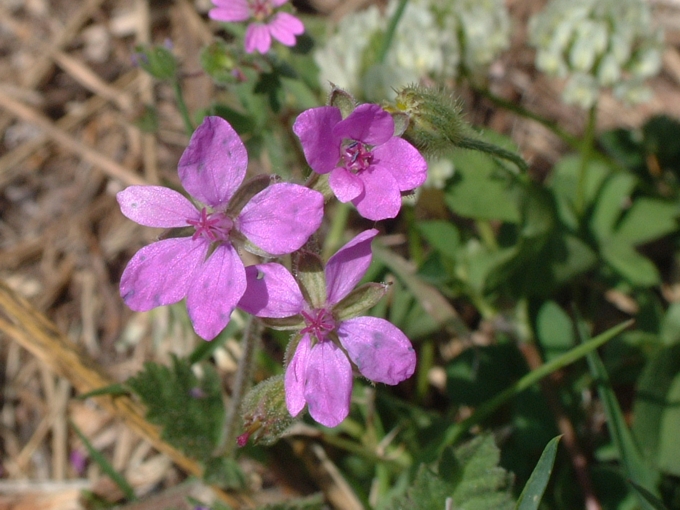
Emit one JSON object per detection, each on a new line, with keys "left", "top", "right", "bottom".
{"left": 301, "top": 308, "right": 336, "bottom": 341}
{"left": 251, "top": 0, "right": 273, "bottom": 19}
{"left": 342, "top": 140, "right": 374, "bottom": 173}
{"left": 187, "top": 208, "right": 233, "bottom": 242}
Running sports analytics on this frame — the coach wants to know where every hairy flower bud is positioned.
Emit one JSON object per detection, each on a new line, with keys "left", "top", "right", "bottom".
{"left": 239, "top": 375, "right": 295, "bottom": 446}
{"left": 393, "top": 85, "right": 468, "bottom": 159}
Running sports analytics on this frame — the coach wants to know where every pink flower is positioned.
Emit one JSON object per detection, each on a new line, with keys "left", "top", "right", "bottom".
{"left": 238, "top": 229, "right": 416, "bottom": 427}
{"left": 293, "top": 104, "right": 427, "bottom": 221}
{"left": 117, "top": 116, "right": 323, "bottom": 341}
{"left": 209, "top": 0, "right": 304, "bottom": 54}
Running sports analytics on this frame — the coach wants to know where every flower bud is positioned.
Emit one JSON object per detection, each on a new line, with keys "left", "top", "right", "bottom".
{"left": 328, "top": 86, "right": 356, "bottom": 118}
{"left": 393, "top": 85, "right": 468, "bottom": 159}
{"left": 239, "top": 375, "right": 295, "bottom": 446}
{"left": 200, "top": 40, "right": 239, "bottom": 84}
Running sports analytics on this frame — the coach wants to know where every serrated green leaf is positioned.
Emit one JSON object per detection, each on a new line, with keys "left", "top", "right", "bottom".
{"left": 516, "top": 435, "right": 561, "bottom": 510}
{"left": 126, "top": 356, "right": 225, "bottom": 461}
{"left": 389, "top": 435, "right": 514, "bottom": 510}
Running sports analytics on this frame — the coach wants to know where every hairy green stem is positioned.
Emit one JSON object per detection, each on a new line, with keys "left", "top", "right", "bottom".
{"left": 377, "top": 0, "right": 409, "bottom": 64}
{"left": 173, "top": 79, "right": 195, "bottom": 136}
{"left": 436, "top": 319, "right": 632, "bottom": 454}
{"left": 218, "top": 315, "right": 260, "bottom": 456}
{"left": 575, "top": 106, "right": 598, "bottom": 216}
{"left": 458, "top": 136, "right": 529, "bottom": 176}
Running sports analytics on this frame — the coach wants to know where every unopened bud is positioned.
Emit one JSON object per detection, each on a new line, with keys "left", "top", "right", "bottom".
{"left": 200, "top": 40, "right": 240, "bottom": 84}
{"left": 328, "top": 86, "right": 357, "bottom": 118}
{"left": 393, "top": 85, "right": 468, "bottom": 159}
{"left": 239, "top": 375, "right": 295, "bottom": 446}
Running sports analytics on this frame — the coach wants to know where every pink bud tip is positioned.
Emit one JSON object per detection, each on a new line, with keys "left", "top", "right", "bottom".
{"left": 237, "top": 433, "right": 250, "bottom": 447}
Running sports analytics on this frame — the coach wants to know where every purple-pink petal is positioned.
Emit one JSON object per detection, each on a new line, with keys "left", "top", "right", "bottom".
{"left": 332, "top": 104, "right": 394, "bottom": 146}
{"left": 185, "top": 243, "right": 246, "bottom": 341}
{"left": 353, "top": 165, "right": 402, "bottom": 221}
{"left": 177, "top": 116, "right": 247, "bottom": 209}
{"left": 270, "top": 0, "right": 289, "bottom": 6}
{"left": 328, "top": 167, "right": 363, "bottom": 203}
{"left": 245, "top": 23, "right": 272, "bottom": 53}
{"left": 337, "top": 316, "right": 416, "bottom": 385}
{"left": 209, "top": 0, "right": 250, "bottom": 22}
{"left": 117, "top": 186, "right": 199, "bottom": 228}
{"left": 325, "top": 229, "right": 378, "bottom": 305}
{"left": 293, "top": 107, "right": 342, "bottom": 175}
{"left": 285, "top": 334, "right": 311, "bottom": 417}
{"left": 120, "top": 237, "right": 208, "bottom": 311}
{"left": 238, "top": 263, "right": 304, "bottom": 318}
{"left": 268, "top": 12, "right": 304, "bottom": 46}
{"left": 238, "top": 183, "right": 323, "bottom": 255}
{"left": 372, "top": 138, "right": 427, "bottom": 191}
{"left": 304, "top": 341, "right": 352, "bottom": 427}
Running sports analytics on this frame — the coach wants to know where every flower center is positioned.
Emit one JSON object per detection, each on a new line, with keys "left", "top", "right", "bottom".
{"left": 250, "top": 0, "right": 274, "bottom": 20}
{"left": 187, "top": 208, "right": 233, "bottom": 242}
{"left": 300, "top": 308, "right": 336, "bottom": 342}
{"left": 342, "top": 140, "right": 374, "bottom": 174}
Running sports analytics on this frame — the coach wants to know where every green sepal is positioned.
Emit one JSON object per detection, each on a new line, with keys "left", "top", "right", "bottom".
{"left": 333, "top": 282, "right": 388, "bottom": 321}
{"left": 293, "top": 250, "right": 326, "bottom": 309}
{"left": 261, "top": 314, "right": 306, "bottom": 331}
{"left": 200, "top": 39, "right": 239, "bottom": 85}
{"left": 391, "top": 111, "right": 410, "bottom": 137}
{"left": 239, "top": 375, "right": 296, "bottom": 446}
{"left": 328, "top": 86, "right": 356, "bottom": 118}
{"left": 227, "top": 174, "right": 276, "bottom": 217}
{"left": 306, "top": 172, "right": 334, "bottom": 201}
{"left": 241, "top": 237, "right": 276, "bottom": 259}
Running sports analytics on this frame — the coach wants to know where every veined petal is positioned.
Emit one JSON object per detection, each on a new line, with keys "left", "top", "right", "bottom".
{"left": 338, "top": 316, "right": 416, "bottom": 385}
{"left": 332, "top": 104, "right": 393, "bottom": 146}
{"left": 268, "top": 12, "right": 304, "bottom": 46}
{"left": 238, "top": 183, "right": 323, "bottom": 255}
{"left": 285, "top": 334, "right": 311, "bottom": 417}
{"left": 245, "top": 23, "right": 272, "bottom": 54}
{"left": 325, "top": 229, "right": 378, "bottom": 305}
{"left": 186, "top": 243, "right": 246, "bottom": 341}
{"left": 293, "top": 106, "right": 342, "bottom": 175}
{"left": 120, "top": 237, "right": 208, "bottom": 311}
{"left": 177, "top": 116, "right": 247, "bottom": 209}
{"left": 117, "top": 186, "right": 198, "bottom": 228}
{"left": 372, "top": 138, "right": 427, "bottom": 191}
{"left": 328, "top": 167, "right": 363, "bottom": 203}
{"left": 354, "top": 165, "right": 401, "bottom": 221}
{"left": 239, "top": 263, "right": 304, "bottom": 318}
{"left": 304, "top": 341, "right": 352, "bottom": 427}
{"left": 209, "top": 0, "right": 250, "bottom": 22}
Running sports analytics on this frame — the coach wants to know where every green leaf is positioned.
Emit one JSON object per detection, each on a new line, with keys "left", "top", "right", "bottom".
{"left": 590, "top": 173, "right": 637, "bottom": 241}
{"left": 71, "top": 421, "right": 136, "bottom": 501}
{"left": 516, "top": 435, "right": 561, "bottom": 510}
{"left": 581, "top": 320, "right": 661, "bottom": 504}
{"left": 126, "top": 356, "right": 225, "bottom": 461}
{"left": 203, "top": 457, "right": 246, "bottom": 490}
{"left": 536, "top": 302, "right": 575, "bottom": 361}
{"left": 600, "top": 240, "right": 660, "bottom": 286}
{"left": 633, "top": 344, "right": 680, "bottom": 477}
{"left": 390, "top": 435, "right": 514, "bottom": 510}
{"left": 629, "top": 481, "right": 670, "bottom": 510}
{"left": 417, "top": 220, "right": 460, "bottom": 260}
{"left": 615, "top": 198, "right": 679, "bottom": 245}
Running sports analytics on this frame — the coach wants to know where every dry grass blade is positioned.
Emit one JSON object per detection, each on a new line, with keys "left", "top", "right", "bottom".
{"left": 0, "top": 280, "right": 246, "bottom": 508}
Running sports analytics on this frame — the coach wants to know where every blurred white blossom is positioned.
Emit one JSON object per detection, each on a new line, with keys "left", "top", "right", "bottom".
{"left": 529, "top": 0, "right": 663, "bottom": 108}
{"left": 315, "top": 0, "right": 510, "bottom": 100}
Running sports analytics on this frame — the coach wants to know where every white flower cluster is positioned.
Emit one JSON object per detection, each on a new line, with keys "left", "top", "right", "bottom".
{"left": 315, "top": 0, "right": 510, "bottom": 100}
{"left": 529, "top": 0, "right": 664, "bottom": 108}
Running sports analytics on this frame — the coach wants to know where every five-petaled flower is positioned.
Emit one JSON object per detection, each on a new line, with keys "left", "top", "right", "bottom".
{"left": 238, "top": 229, "right": 416, "bottom": 427}
{"left": 117, "top": 116, "right": 323, "bottom": 341}
{"left": 209, "top": 0, "right": 304, "bottom": 54}
{"left": 293, "top": 103, "right": 428, "bottom": 221}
